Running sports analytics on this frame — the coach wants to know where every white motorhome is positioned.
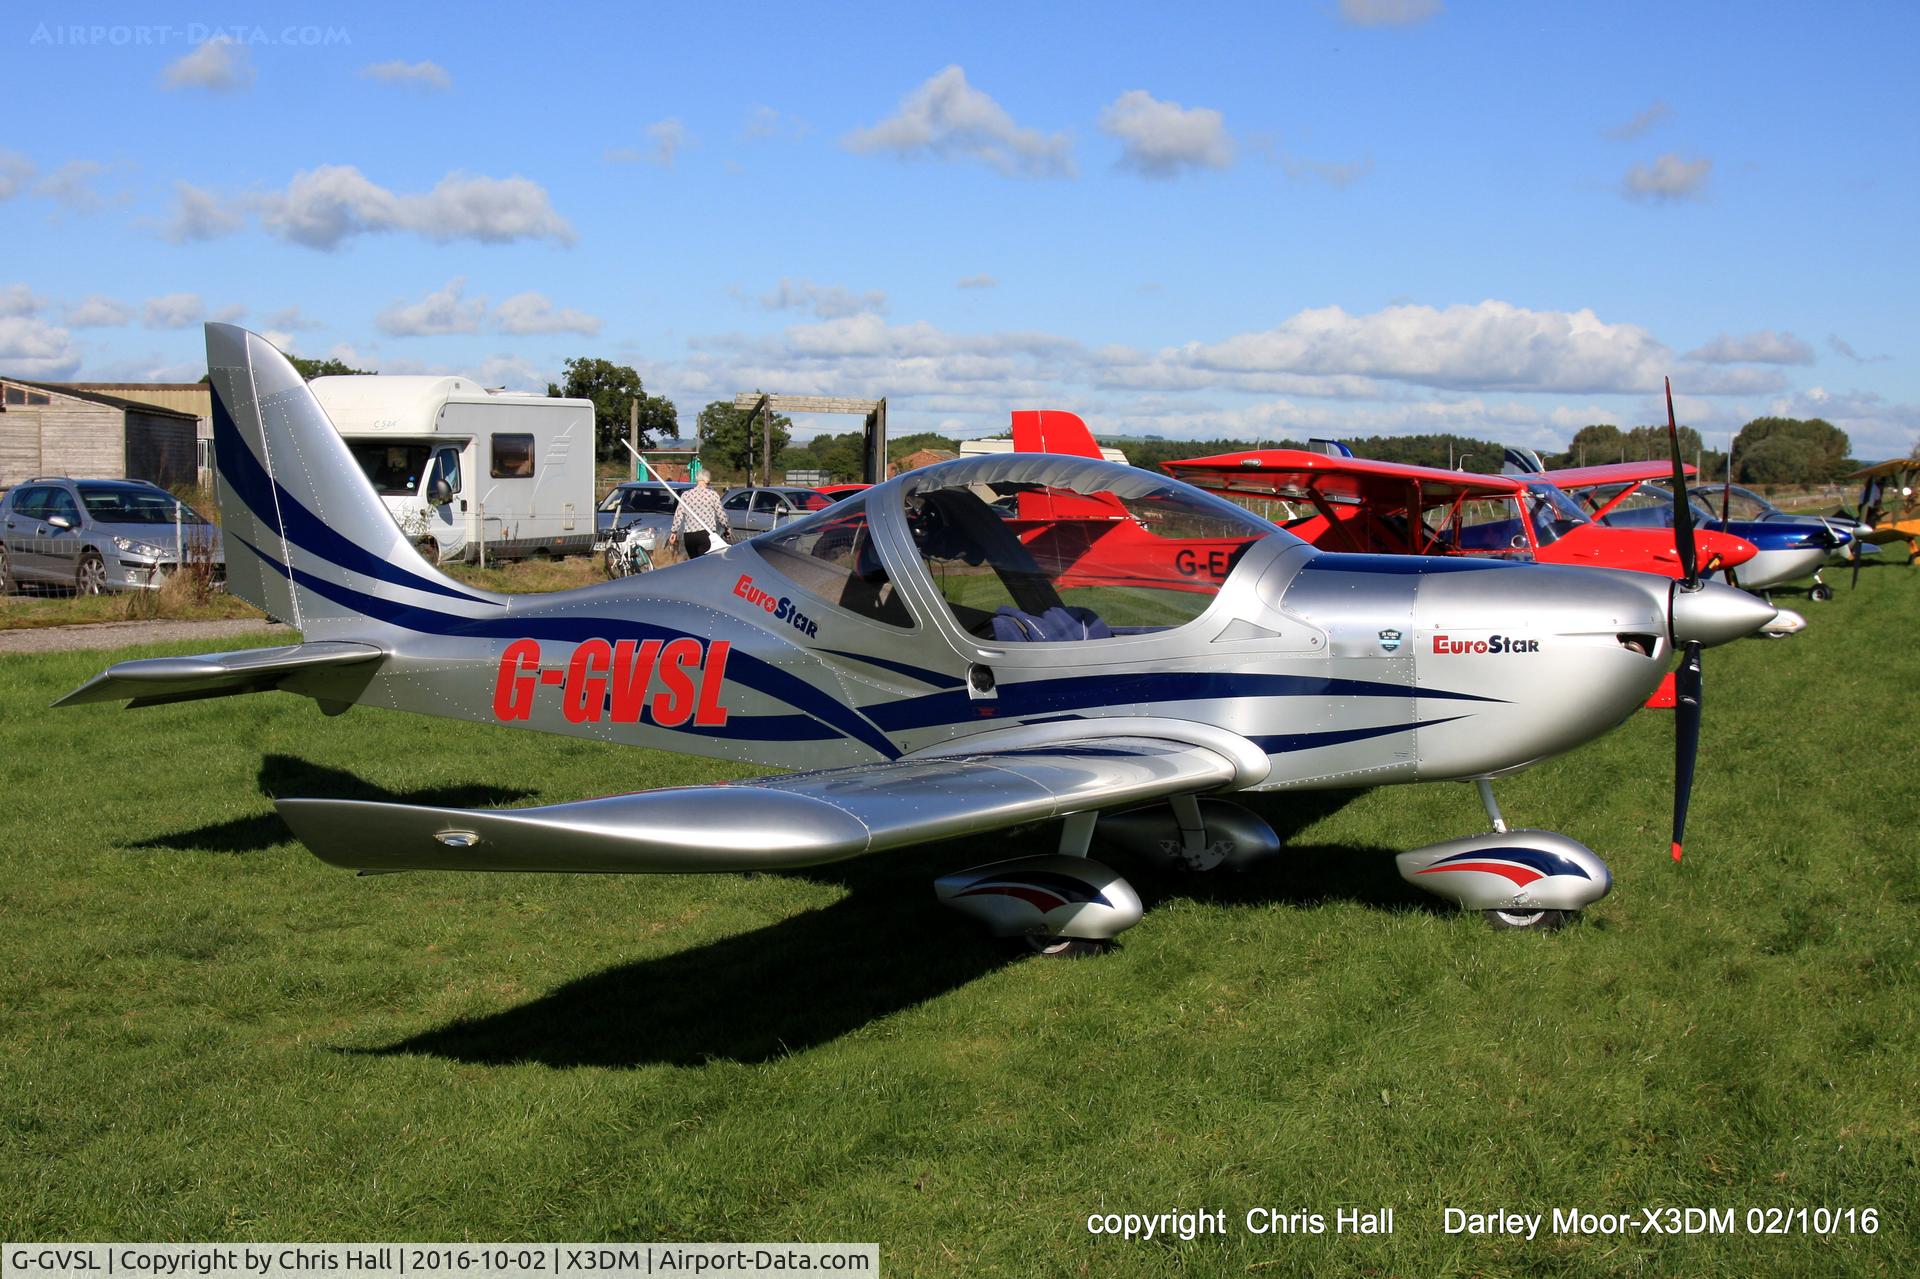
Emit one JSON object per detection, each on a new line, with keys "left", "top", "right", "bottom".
{"left": 310, "top": 375, "right": 596, "bottom": 564}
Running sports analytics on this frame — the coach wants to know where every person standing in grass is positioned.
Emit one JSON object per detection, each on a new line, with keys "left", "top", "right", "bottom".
{"left": 671, "top": 470, "right": 726, "bottom": 559}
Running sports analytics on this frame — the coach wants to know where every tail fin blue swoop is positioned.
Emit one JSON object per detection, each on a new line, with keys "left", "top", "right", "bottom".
{"left": 205, "top": 323, "right": 503, "bottom": 634}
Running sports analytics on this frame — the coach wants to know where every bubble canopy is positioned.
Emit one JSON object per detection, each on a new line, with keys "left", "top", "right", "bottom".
{"left": 889, "top": 454, "right": 1294, "bottom": 641}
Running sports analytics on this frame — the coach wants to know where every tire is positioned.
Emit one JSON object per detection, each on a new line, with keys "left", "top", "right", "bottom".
{"left": 1024, "top": 935, "right": 1108, "bottom": 958}
{"left": 1810, "top": 583, "right": 1833, "bottom": 602}
{"left": 603, "top": 545, "right": 629, "bottom": 579}
{"left": 76, "top": 550, "right": 107, "bottom": 596}
{"left": 414, "top": 538, "right": 441, "bottom": 567}
{"left": 0, "top": 544, "right": 11, "bottom": 595}
{"left": 1482, "top": 908, "right": 1572, "bottom": 932}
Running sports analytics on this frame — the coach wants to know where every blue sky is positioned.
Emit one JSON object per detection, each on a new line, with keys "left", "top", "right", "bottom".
{"left": 4, "top": 0, "right": 1916, "bottom": 456}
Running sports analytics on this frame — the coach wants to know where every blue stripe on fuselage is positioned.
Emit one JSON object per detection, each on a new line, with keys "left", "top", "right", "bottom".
{"left": 234, "top": 534, "right": 902, "bottom": 758}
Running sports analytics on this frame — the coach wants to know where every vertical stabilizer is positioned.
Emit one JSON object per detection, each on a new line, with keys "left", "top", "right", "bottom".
{"left": 205, "top": 323, "right": 504, "bottom": 634}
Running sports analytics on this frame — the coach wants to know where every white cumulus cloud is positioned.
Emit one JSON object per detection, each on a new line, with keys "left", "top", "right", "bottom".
{"left": 160, "top": 181, "right": 246, "bottom": 242}
{"left": 143, "top": 293, "right": 205, "bottom": 329}
{"left": 161, "top": 36, "right": 255, "bottom": 92}
{"left": 493, "top": 292, "right": 602, "bottom": 335}
{"left": 1605, "top": 99, "right": 1672, "bottom": 141}
{"left": 0, "top": 314, "right": 79, "bottom": 378}
{"left": 66, "top": 295, "right": 134, "bottom": 327}
{"left": 1686, "top": 330, "right": 1814, "bottom": 365}
{"left": 843, "top": 66, "right": 1075, "bottom": 178}
{"left": 1100, "top": 90, "right": 1234, "bottom": 178}
{"left": 1623, "top": 153, "right": 1711, "bottom": 202}
{"left": 1170, "top": 300, "right": 1679, "bottom": 395}
{"left": 376, "top": 279, "right": 487, "bottom": 336}
{"left": 0, "top": 284, "right": 42, "bottom": 317}
{"left": 378, "top": 279, "right": 600, "bottom": 337}
{"left": 0, "top": 149, "right": 32, "bottom": 200}
{"left": 753, "top": 277, "right": 888, "bottom": 320}
{"left": 253, "top": 165, "right": 576, "bottom": 250}
{"left": 34, "top": 160, "right": 110, "bottom": 213}
{"left": 360, "top": 60, "right": 452, "bottom": 91}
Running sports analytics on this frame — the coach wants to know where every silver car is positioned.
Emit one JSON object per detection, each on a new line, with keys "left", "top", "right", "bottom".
{"left": 718, "top": 486, "right": 833, "bottom": 537}
{"left": 596, "top": 481, "right": 691, "bottom": 540}
{"left": 0, "top": 477, "right": 225, "bottom": 594}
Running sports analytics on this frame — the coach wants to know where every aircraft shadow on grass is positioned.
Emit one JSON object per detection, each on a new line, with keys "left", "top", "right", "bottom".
{"left": 356, "top": 787, "right": 1444, "bottom": 1070}
{"left": 127, "top": 753, "right": 533, "bottom": 855}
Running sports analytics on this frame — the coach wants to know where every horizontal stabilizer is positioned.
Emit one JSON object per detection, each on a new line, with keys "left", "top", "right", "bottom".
{"left": 280, "top": 734, "right": 1243, "bottom": 875}
{"left": 53, "top": 641, "right": 385, "bottom": 708}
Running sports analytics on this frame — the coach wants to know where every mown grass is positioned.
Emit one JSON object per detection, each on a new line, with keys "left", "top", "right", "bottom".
{"left": 0, "top": 568, "right": 1915, "bottom": 1275}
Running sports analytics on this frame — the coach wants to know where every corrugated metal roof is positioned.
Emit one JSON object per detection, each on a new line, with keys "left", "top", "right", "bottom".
{"left": 13, "top": 380, "right": 200, "bottom": 420}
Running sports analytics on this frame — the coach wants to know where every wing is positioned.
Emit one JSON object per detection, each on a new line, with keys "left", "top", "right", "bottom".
{"left": 53, "top": 641, "right": 384, "bottom": 708}
{"left": 1164, "top": 449, "right": 1522, "bottom": 508}
{"left": 280, "top": 729, "right": 1258, "bottom": 875}
{"left": 1539, "top": 460, "right": 1698, "bottom": 492}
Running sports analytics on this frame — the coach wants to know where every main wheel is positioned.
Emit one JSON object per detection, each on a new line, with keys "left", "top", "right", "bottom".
{"left": 1482, "top": 908, "right": 1572, "bottom": 932}
{"left": 1024, "top": 935, "right": 1108, "bottom": 958}
{"left": 1810, "top": 583, "right": 1834, "bottom": 602}
{"left": 76, "top": 550, "right": 107, "bottom": 596}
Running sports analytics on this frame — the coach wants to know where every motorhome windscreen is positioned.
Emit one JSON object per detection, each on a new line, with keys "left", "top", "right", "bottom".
{"left": 348, "top": 441, "right": 432, "bottom": 496}
{"left": 898, "top": 461, "right": 1276, "bottom": 642}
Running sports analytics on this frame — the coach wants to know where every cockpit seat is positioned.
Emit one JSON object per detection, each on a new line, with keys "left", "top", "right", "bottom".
{"left": 990, "top": 604, "right": 1114, "bottom": 642}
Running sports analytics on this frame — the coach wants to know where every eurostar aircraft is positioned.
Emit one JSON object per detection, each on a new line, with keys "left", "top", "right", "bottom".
{"left": 61, "top": 329, "right": 1790, "bottom": 953}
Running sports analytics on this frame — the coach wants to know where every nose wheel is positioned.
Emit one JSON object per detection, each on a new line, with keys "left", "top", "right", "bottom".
{"left": 1482, "top": 907, "right": 1572, "bottom": 932}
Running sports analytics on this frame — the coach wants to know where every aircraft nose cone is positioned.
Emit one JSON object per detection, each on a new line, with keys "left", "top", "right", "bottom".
{"left": 1668, "top": 580, "right": 1781, "bottom": 647}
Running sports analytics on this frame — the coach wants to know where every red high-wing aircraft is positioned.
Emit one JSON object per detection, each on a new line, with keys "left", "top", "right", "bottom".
{"left": 1160, "top": 449, "right": 1760, "bottom": 582}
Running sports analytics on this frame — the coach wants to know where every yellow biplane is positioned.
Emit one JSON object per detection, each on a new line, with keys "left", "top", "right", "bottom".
{"left": 1845, "top": 457, "right": 1920, "bottom": 567}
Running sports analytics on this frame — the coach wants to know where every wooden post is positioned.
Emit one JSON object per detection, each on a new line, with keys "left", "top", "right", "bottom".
{"left": 761, "top": 400, "right": 772, "bottom": 486}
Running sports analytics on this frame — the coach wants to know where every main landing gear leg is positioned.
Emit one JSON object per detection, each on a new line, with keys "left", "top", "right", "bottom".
{"left": 1391, "top": 781, "right": 1613, "bottom": 932}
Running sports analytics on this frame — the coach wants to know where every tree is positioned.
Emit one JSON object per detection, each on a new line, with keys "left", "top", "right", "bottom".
{"left": 286, "top": 354, "right": 374, "bottom": 379}
{"left": 698, "top": 399, "right": 791, "bottom": 479}
{"left": 1731, "top": 416, "right": 1851, "bottom": 483}
{"left": 549, "top": 357, "right": 677, "bottom": 461}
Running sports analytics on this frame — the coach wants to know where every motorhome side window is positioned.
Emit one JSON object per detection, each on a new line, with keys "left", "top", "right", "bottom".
{"left": 491, "top": 434, "right": 535, "bottom": 478}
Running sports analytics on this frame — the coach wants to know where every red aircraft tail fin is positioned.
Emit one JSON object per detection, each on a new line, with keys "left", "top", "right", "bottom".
{"left": 1012, "top": 410, "right": 1103, "bottom": 460}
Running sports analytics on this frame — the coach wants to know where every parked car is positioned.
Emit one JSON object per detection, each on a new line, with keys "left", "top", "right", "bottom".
{"left": 817, "top": 483, "right": 873, "bottom": 502}
{"left": 596, "top": 480, "right": 693, "bottom": 540}
{"left": 718, "top": 486, "right": 832, "bottom": 536}
{"left": 0, "top": 477, "right": 225, "bottom": 595}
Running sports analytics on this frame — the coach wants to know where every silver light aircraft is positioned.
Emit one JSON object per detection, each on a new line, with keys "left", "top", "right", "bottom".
{"left": 62, "top": 329, "right": 1787, "bottom": 952}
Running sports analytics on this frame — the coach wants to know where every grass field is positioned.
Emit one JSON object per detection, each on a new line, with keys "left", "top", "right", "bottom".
{"left": 1, "top": 566, "right": 1915, "bottom": 1275}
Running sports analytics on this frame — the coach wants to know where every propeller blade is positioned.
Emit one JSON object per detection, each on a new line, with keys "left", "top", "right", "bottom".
{"left": 1665, "top": 377, "right": 1699, "bottom": 585}
{"left": 1672, "top": 639, "right": 1703, "bottom": 862}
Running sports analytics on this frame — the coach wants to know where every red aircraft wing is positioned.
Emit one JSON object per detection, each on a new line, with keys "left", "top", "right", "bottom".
{"left": 1164, "top": 450, "right": 1525, "bottom": 555}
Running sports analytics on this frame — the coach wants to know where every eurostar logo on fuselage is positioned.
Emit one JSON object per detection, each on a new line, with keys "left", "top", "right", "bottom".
{"left": 734, "top": 574, "right": 820, "bottom": 639}
{"left": 1431, "top": 634, "right": 1540, "bottom": 655}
